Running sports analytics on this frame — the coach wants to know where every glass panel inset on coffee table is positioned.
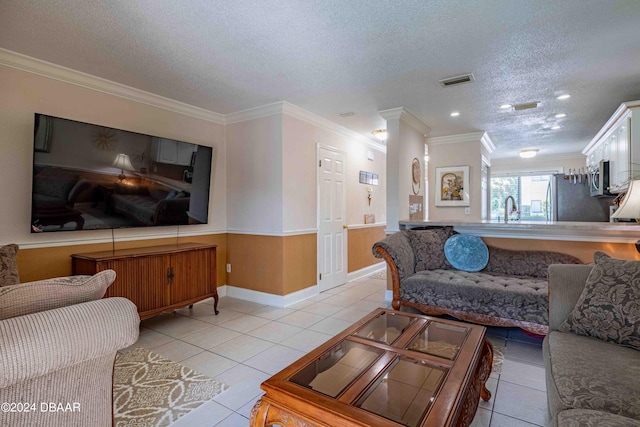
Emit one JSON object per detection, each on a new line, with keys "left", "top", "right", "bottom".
{"left": 408, "top": 321, "right": 469, "bottom": 360}
{"left": 290, "top": 341, "right": 384, "bottom": 398}
{"left": 353, "top": 311, "right": 415, "bottom": 345}
{"left": 356, "top": 356, "right": 447, "bottom": 427}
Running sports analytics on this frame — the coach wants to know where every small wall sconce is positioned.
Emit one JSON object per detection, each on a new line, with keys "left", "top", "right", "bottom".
{"left": 371, "top": 129, "right": 388, "bottom": 141}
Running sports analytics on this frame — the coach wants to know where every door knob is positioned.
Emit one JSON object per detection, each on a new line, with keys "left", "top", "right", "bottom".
{"left": 343, "top": 224, "right": 348, "bottom": 229}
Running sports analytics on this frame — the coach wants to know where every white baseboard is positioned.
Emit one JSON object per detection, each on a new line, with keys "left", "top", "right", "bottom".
{"left": 222, "top": 284, "right": 318, "bottom": 308}
{"left": 218, "top": 263, "right": 387, "bottom": 308}
{"left": 346, "top": 262, "right": 386, "bottom": 282}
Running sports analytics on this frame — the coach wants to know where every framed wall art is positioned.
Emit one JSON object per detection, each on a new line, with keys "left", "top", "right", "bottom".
{"left": 435, "top": 165, "right": 470, "bottom": 206}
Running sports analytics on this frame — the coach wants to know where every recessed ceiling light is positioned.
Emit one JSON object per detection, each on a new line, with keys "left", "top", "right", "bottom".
{"left": 450, "top": 111, "right": 460, "bottom": 117}
{"left": 557, "top": 94, "right": 571, "bottom": 100}
{"left": 519, "top": 149, "right": 539, "bottom": 158}
{"left": 371, "top": 129, "right": 387, "bottom": 141}
{"left": 555, "top": 113, "right": 567, "bottom": 118}
{"left": 500, "top": 104, "right": 512, "bottom": 109}
{"left": 551, "top": 125, "right": 561, "bottom": 130}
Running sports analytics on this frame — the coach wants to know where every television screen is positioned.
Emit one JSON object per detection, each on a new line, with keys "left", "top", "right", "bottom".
{"left": 31, "top": 113, "right": 213, "bottom": 233}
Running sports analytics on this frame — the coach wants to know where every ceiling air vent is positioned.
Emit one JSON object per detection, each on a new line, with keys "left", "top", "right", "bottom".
{"left": 439, "top": 73, "right": 475, "bottom": 87}
{"left": 513, "top": 102, "right": 539, "bottom": 111}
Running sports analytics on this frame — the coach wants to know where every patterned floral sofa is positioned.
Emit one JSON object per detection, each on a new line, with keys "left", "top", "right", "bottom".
{"left": 372, "top": 227, "right": 581, "bottom": 335}
{"left": 544, "top": 255, "right": 640, "bottom": 427}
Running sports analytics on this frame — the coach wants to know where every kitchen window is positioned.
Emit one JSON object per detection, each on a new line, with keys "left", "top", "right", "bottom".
{"left": 490, "top": 174, "right": 553, "bottom": 221}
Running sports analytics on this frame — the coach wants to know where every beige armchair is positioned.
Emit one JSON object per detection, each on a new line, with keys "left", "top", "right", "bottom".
{"left": 0, "top": 249, "right": 140, "bottom": 427}
{"left": 0, "top": 297, "right": 139, "bottom": 427}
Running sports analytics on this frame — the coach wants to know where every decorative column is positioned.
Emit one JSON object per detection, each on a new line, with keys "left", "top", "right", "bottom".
{"left": 379, "top": 108, "right": 430, "bottom": 233}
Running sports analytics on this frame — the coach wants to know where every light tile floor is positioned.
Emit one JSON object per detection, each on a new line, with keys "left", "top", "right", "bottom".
{"left": 124, "top": 270, "right": 551, "bottom": 427}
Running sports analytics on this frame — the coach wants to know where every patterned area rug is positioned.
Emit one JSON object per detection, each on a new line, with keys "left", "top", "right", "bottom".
{"left": 113, "top": 348, "right": 228, "bottom": 427}
{"left": 492, "top": 343, "right": 505, "bottom": 374}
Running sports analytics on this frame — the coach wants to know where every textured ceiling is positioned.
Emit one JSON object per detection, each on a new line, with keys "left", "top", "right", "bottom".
{"left": 2, "top": 0, "right": 640, "bottom": 158}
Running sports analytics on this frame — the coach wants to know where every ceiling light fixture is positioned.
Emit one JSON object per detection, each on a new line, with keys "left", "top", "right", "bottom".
{"left": 371, "top": 129, "right": 388, "bottom": 141}
{"left": 519, "top": 149, "right": 539, "bottom": 159}
{"left": 557, "top": 94, "right": 571, "bottom": 100}
{"left": 555, "top": 113, "right": 566, "bottom": 118}
{"left": 500, "top": 104, "right": 512, "bottom": 109}
{"left": 450, "top": 111, "right": 460, "bottom": 117}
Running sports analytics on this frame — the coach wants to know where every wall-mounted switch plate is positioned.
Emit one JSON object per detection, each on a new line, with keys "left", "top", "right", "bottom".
{"left": 226, "top": 263, "right": 231, "bottom": 273}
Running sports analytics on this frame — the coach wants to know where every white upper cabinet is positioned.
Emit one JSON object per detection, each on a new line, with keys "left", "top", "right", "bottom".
{"left": 583, "top": 101, "right": 640, "bottom": 193}
{"left": 151, "top": 138, "right": 196, "bottom": 166}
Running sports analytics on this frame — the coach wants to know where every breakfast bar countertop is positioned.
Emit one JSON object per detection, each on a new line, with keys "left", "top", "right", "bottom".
{"left": 398, "top": 220, "right": 640, "bottom": 243}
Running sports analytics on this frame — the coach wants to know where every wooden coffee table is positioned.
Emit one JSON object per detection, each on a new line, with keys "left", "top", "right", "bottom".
{"left": 251, "top": 308, "right": 492, "bottom": 427}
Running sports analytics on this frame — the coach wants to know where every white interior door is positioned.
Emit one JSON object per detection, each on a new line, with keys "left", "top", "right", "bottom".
{"left": 318, "top": 146, "right": 347, "bottom": 292}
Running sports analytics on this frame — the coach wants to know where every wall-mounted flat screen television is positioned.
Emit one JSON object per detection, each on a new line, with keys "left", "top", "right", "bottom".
{"left": 31, "top": 113, "right": 213, "bottom": 233}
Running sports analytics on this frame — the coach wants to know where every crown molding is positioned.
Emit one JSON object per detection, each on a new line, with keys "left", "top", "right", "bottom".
{"left": 378, "top": 107, "right": 431, "bottom": 136}
{"left": 480, "top": 132, "right": 496, "bottom": 153}
{"left": 225, "top": 101, "right": 285, "bottom": 124}
{"left": 227, "top": 101, "right": 386, "bottom": 152}
{"left": 0, "top": 48, "right": 226, "bottom": 124}
{"left": 282, "top": 102, "right": 386, "bottom": 152}
{"left": 427, "top": 131, "right": 488, "bottom": 146}
{"left": 1, "top": 48, "right": 386, "bottom": 152}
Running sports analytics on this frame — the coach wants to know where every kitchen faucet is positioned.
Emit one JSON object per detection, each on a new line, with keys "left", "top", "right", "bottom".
{"left": 504, "top": 195, "right": 518, "bottom": 223}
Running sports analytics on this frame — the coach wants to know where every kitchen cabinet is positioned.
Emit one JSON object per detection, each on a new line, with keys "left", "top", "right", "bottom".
{"left": 583, "top": 100, "right": 640, "bottom": 193}
{"left": 151, "top": 137, "right": 197, "bottom": 166}
{"left": 71, "top": 243, "right": 218, "bottom": 319}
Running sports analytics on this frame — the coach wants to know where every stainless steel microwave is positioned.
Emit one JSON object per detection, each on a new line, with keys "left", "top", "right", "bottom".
{"left": 590, "top": 160, "right": 611, "bottom": 196}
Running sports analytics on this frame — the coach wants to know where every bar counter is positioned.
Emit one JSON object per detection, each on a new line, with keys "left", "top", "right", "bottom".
{"left": 399, "top": 220, "right": 640, "bottom": 243}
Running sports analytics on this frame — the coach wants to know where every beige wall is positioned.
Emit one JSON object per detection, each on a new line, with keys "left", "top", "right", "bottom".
{"left": 227, "top": 233, "right": 316, "bottom": 295}
{"left": 385, "top": 113, "right": 427, "bottom": 231}
{"left": 282, "top": 114, "right": 387, "bottom": 228}
{"left": 348, "top": 225, "right": 386, "bottom": 272}
{"left": 226, "top": 115, "right": 283, "bottom": 233}
{"left": 428, "top": 138, "right": 483, "bottom": 221}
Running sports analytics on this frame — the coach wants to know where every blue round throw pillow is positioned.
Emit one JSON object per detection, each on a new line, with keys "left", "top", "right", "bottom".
{"left": 444, "top": 234, "right": 489, "bottom": 272}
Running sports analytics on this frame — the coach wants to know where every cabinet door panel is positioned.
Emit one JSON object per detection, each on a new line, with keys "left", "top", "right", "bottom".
{"left": 103, "top": 256, "right": 170, "bottom": 312}
{"left": 170, "top": 249, "right": 215, "bottom": 304}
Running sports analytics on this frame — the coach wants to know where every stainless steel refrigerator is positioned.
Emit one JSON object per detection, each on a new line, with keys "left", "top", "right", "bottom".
{"left": 551, "top": 173, "right": 615, "bottom": 222}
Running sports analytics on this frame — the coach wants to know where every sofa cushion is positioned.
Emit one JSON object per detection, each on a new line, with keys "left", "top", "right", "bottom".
{"left": 405, "top": 227, "right": 455, "bottom": 271}
{"left": 0, "top": 270, "right": 116, "bottom": 320}
{"left": 0, "top": 244, "right": 20, "bottom": 287}
{"left": 545, "top": 331, "right": 640, "bottom": 420}
{"left": 401, "top": 269, "right": 548, "bottom": 325}
{"left": 558, "top": 252, "right": 640, "bottom": 350}
{"left": 556, "top": 409, "right": 640, "bottom": 427}
{"left": 444, "top": 233, "right": 488, "bottom": 272}
{"left": 483, "top": 247, "right": 581, "bottom": 278}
